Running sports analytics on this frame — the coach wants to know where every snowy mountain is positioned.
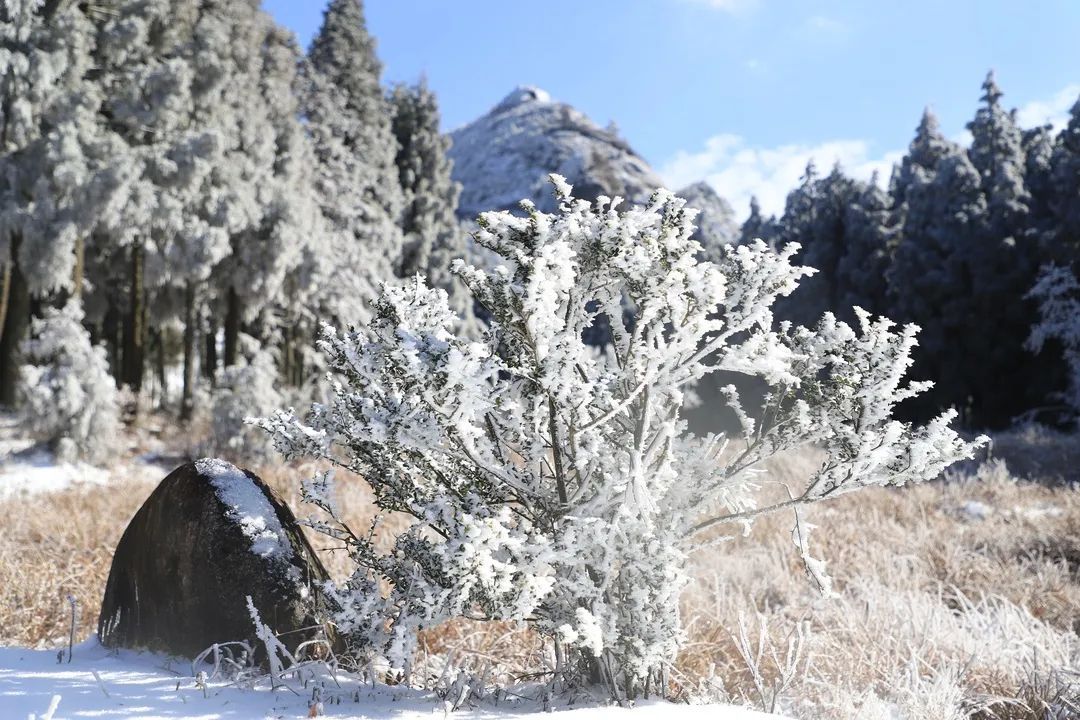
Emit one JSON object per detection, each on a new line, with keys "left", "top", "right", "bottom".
{"left": 448, "top": 87, "right": 667, "bottom": 216}
{"left": 448, "top": 87, "right": 737, "bottom": 250}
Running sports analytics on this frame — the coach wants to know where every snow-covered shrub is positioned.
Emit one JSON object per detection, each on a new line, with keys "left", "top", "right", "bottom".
{"left": 18, "top": 302, "right": 118, "bottom": 464}
{"left": 210, "top": 338, "right": 283, "bottom": 462}
{"left": 260, "top": 176, "right": 984, "bottom": 698}
{"left": 1027, "top": 264, "right": 1080, "bottom": 417}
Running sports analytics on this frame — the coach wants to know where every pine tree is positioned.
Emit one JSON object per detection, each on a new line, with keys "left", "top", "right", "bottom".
{"left": 738, "top": 196, "right": 779, "bottom": 247}
{"left": 836, "top": 173, "right": 897, "bottom": 319}
{"left": 389, "top": 80, "right": 473, "bottom": 324}
{"left": 773, "top": 162, "right": 861, "bottom": 327}
{"left": 1050, "top": 96, "right": 1080, "bottom": 259}
{"left": 18, "top": 301, "right": 119, "bottom": 463}
{"left": 967, "top": 71, "right": 1030, "bottom": 236}
{"left": 890, "top": 107, "right": 956, "bottom": 205}
{"left": 0, "top": 0, "right": 100, "bottom": 405}
{"left": 302, "top": 0, "right": 403, "bottom": 330}
{"left": 888, "top": 144, "right": 987, "bottom": 422}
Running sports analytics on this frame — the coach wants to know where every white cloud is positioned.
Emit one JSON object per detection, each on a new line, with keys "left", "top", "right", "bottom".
{"left": 661, "top": 83, "right": 1080, "bottom": 222}
{"left": 683, "top": 0, "right": 759, "bottom": 14}
{"left": 660, "top": 134, "right": 900, "bottom": 221}
{"left": 1015, "top": 84, "right": 1079, "bottom": 131}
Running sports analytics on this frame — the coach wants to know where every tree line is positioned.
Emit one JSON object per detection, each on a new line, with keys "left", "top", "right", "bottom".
{"left": 742, "top": 73, "right": 1080, "bottom": 429}
{"left": 0, "top": 0, "right": 467, "bottom": 447}
{"left": 4, "top": 0, "right": 1080, "bottom": 458}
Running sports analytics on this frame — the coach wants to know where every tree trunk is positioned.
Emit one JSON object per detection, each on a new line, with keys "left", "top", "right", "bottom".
{"left": 0, "top": 259, "right": 11, "bottom": 345}
{"left": 0, "top": 235, "right": 29, "bottom": 407}
{"left": 204, "top": 317, "right": 218, "bottom": 385}
{"left": 181, "top": 282, "right": 197, "bottom": 421}
{"left": 154, "top": 329, "right": 167, "bottom": 408}
{"left": 122, "top": 243, "right": 145, "bottom": 392}
{"left": 224, "top": 286, "right": 239, "bottom": 368}
{"left": 72, "top": 235, "right": 85, "bottom": 300}
{"left": 103, "top": 298, "right": 120, "bottom": 384}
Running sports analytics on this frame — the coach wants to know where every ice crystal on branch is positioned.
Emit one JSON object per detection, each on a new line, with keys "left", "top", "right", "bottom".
{"left": 260, "top": 176, "right": 983, "bottom": 699}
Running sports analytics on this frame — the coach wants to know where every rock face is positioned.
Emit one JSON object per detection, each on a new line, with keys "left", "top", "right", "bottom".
{"left": 98, "top": 459, "right": 337, "bottom": 659}
{"left": 448, "top": 86, "right": 666, "bottom": 218}
{"left": 675, "top": 181, "right": 740, "bottom": 253}
{"left": 448, "top": 87, "right": 737, "bottom": 255}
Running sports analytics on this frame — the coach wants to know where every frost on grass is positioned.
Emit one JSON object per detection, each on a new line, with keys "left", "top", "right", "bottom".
{"left": 259, "top": 176, "right": 984, "bottom": 699}
{"left": 196, "top": 458, "right": 292, "bottom": 562}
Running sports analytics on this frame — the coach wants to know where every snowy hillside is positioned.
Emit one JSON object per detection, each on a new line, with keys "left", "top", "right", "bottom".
{"left": 448, "top": 86, "right": 669, "bottom": 217}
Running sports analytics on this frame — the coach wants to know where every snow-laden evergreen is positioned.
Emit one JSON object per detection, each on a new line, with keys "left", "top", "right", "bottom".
{"left": 17, "top": 301, "right": 118, "bottom": 463}
{"left": 738, "top": 196, "right": 779, "bottom": 247}
{"left": 389, "top": 80, "right": 474, "bottom": 326}
{"left": 834, "top": 173, "right": 897, "bottom": 319}
{"left": 0, "top": 0, "right": 104, "bottom": 402}
{"left": 1027, "top": 264, "right": 1080, "bottom": 416}
{"left": 260, "top": 177, "right": 982, "bottom": 699}
{"left": 302, "top": 0, "right": 403, "bottom": 330}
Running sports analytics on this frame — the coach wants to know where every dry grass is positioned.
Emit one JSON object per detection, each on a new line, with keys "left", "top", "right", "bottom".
{"left": 2, "top": 431, "right": 1080, "bottom": 718}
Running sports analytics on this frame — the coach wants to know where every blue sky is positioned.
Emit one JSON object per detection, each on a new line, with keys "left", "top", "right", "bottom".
{"left": 263, "top": 0, "right": 1080, "bottom": 218}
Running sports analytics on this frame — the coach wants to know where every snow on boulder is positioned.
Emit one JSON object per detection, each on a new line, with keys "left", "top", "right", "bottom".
{"left": 98, "top": 459, "right": 338, "bottom": 658}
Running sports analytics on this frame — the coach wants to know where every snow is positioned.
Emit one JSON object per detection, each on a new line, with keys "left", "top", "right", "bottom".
{"left": 196, "top": 458, "right": 293, "bottom": 561}
{"left": 448, "top": 86, "right": 666, "bottom": 219}
{"left": 0, "top": 413, "right": 170, "bottom": 501}
{"left": 0, "top": 641, "right": 790, "bottom": 720}
{"left": 0, "top": 448, "right": 109, "bottom": 501}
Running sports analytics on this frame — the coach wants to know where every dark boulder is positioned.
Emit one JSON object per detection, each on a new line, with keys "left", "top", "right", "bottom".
{"left": 98, "top": 459, "right": 338, "bottom": 659}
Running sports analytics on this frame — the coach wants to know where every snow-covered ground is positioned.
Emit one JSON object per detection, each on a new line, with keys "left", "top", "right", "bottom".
{"left": 0, "top": 413, "right": 172, "bottom": 500}
{"left": 0, "top": 641, "right": 787, "bottom": 720}
{"left": 0, "top": 448, "right": 170, "bottom": 501}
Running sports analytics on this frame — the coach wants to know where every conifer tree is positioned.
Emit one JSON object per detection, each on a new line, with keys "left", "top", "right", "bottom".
{"left": 962, "top": 73, "right": 1049, "bottom": 425}
{"left": 302, "top": 0, "right": 404, "bottom": 330}
{"left": 0, "top": 0, "right": 101, "bottom": 404}
{"left": 389, "top": 80, "right": 473, "bottom": 323}
{"left": 836, "top": 173, "right": 897, "bottom": 319}
{"left": 1050, "top": 97, "right": 1080, "bottom": 259}
{"left": 773, "top": 163, "right": 860, "bottom": 327}
{"left": 890, "top": 108, "right": 956, "bottom": 206}
{"left": 738, "top": 196, "right": 779, "bottom": 247}
{"left": 967, "top": 71, "right": 1030, "bottom": 237}
{"left": 888, "top": 145, "right": 987, "bottom": 422}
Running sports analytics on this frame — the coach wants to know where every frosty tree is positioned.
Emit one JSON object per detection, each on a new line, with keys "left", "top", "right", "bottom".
{"left": 261, "top": 177, "right": 982, "bottom": 699}
{"left": 738, "top": 196, "right": 779, "bottom": 248}
{"left": 389, "top": 80, "right": 474, "bottom": 326}
{"left": 835, "top": 173, "right": 897, "bottom": 319}
{"left": 0, "top": 0, "right": 101, "bottom": 404}
{"left": 18, "top": 302, "right": 118, "bottom": 463}
{"left": 1027, "top": 264, "right": 1080, "bottom": 417}
{"left": 302, "top": 0, "right": 403, "bottom": 330}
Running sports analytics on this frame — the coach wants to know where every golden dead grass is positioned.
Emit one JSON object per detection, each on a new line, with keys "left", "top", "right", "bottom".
{"left": 1, "top": 444, "right": 1078, "bottom": 718}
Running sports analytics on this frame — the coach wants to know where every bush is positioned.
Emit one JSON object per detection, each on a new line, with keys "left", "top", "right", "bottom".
{"left": 18, "top": 301, "right": 119, "bottom": 464}
{"left": 259, "top": 176, "right": 983, "bottom": 699}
